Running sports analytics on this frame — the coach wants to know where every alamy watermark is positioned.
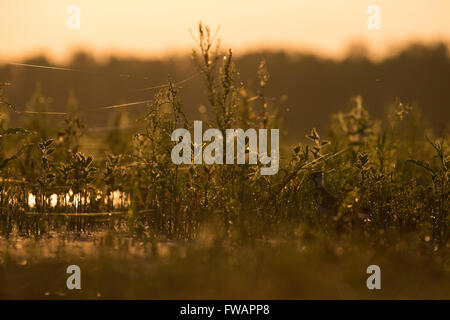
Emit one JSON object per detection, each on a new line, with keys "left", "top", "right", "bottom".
{"left": 66, "top": 265, "right": 81, "bottom": 290}
{"left": 171, "top": 121, "right": 279, "bottom": 175}
{"left": 366, "top": 5, "right": 381, "bottom": 30}
{"left": 66, "top": 5, "right": 81, "bottom": 30}
{"left": 64, "top": 5, "right": 380, "bottom": 33}
{"left": 366, "top": 265, "right": 381, "bottom": 289}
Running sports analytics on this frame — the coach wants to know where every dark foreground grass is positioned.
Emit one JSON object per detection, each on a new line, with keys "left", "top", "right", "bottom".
{"left": 1, "top": 229, "right": 449, "bottom": 299}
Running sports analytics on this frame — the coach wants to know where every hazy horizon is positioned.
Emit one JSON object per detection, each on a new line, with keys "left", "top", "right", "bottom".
{"left": 1, "top": 0, "right": 450, "bottom": 63}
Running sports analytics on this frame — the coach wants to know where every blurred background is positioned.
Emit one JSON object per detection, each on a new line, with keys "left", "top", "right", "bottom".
{"left": 0, "top": 0, "right": 449, "bottom": 139}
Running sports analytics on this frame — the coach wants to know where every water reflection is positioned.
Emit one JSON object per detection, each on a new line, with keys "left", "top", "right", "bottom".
{"left": 26, "top": 189, "right": 130, "bottom": 212}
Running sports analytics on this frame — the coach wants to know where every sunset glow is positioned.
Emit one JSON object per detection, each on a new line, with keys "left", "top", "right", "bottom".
{"left": 1, "top": 0, "right": 449, "bottom": 61}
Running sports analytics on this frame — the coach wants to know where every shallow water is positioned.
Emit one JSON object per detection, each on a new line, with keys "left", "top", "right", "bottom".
{"left": 1, "top": 214, "right": 450, "bottom": 299}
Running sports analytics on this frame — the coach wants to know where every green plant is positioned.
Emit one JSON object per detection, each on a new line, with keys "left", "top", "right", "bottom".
{"left": 68, "top": 152, "right": 97, "bottom": 212}
{"left": 407, "top": 137, "right": 449, "bottom": 245}
{"left": 37, "top": 139, "right": 55, "bottom": 213}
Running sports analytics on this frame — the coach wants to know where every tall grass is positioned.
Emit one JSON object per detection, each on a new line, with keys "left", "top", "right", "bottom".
{"left": 0, "top": 24, "right": 447, "bottom": 250}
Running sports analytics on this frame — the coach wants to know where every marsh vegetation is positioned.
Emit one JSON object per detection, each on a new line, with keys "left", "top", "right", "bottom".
{"left": 0, "top": 24, "right": 448, "bottom": 299}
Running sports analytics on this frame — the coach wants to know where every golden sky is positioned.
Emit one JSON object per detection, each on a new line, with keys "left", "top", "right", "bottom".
{"left": 1, "top": 0, "right": 449, "bottom": 62}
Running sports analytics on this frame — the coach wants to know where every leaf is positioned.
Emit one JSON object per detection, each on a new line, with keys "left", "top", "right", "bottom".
{"left": 44, "top": 139, "right": 54, "bottom": 147}
{"left": 425, "top": 136, "right": 439, "bottom": 153}
{"left": 0, "top": 144, "right": 30, "bottom": 169}
{"left": 0, "top": 99, "right": 16, "bottom": 112}
{"left": 46, "top": 173, "right": 56, "bottom": 179}
{"left": 0, "top": 127, "right": 31, "bottom": 137}
{"left": 0, "top": 155, "right": 17, "bottom": 170}
{"left": 358, "top": 153, "right": 369, "bottom": 166}
{"left": 41, "top": 157, "right": 48, "bottom": 169}
{"left": 406, "top": 159, "right": 434, "bottom": 174}
{"left": 306, "top": 128, "right": 320, "bottom": 141}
